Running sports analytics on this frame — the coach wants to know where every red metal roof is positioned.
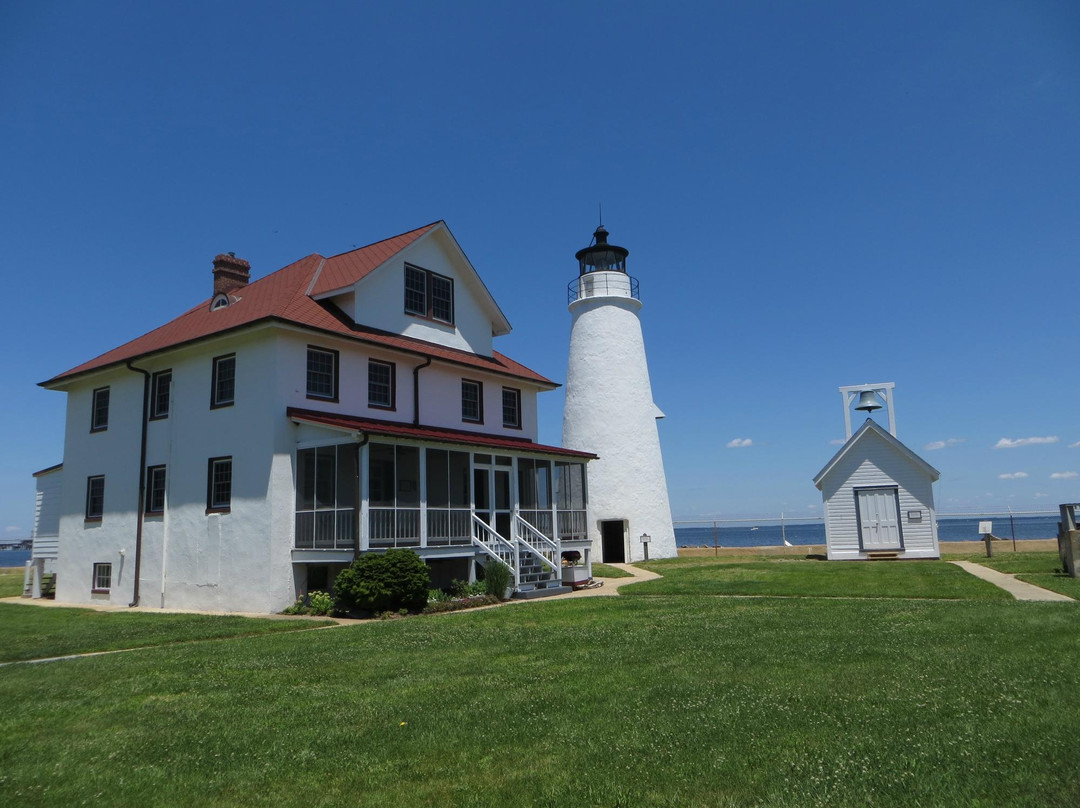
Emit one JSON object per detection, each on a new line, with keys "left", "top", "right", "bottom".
{"left": 43, "top": 223, "right": 555, "bottom": 389}
{"left": 310, "top": 223, "right": 437, "bottom": 296}
{"left": 287, "top": 407, "right": 596, "bottom": 459}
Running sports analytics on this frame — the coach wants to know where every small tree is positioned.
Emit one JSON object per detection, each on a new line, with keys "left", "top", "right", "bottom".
{"left": 334, "top": 550, "right": 430, "bottom": 615}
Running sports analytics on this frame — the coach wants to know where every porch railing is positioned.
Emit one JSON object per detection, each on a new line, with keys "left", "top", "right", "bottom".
{"left": 426, "top": 508, "right": 473, "bottom": 546}
{"left": 471, "top": 514, "right": 518, "bottom": 590}
{"left": 369, "top": 507, "right": 421, "bottom": 549}
{"left": 519, "top": 510, "right": 554, "bottom": 539}
{"left": 515, "top": 515, "right": 560, "bottom": 573}
{"left": 295, "top": 509, "right": 356, "bottom": 550}
{"left": 557, "top": 510, "right": 588, "bottom": 541}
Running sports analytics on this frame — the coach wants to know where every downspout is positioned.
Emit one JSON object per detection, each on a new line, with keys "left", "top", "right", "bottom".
{"left": 126, "top": 361, "right": 151, "bottom": 607}
{"left": 353, "top": 432, "right": 369, "bottom": 562}
{"left": 413, "top": 357, "right": 431, "bottom": 426}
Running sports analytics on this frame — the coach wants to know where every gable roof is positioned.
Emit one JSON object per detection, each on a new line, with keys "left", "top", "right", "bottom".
{"left": 42, "top": 223, "right": 553, "bottom": 389}
{"left": 288, "top": 407, "right": 596, "bottom": 459}
{"left": 310, "top": 222, "right": 512, "bottom": 337}
{"left": 812, "top": 418, "right": 940, "bottom": 489}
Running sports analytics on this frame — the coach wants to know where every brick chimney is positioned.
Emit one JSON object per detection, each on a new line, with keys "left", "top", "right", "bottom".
{"left": 212, "top": 252, "right": 251, "bottom": 296}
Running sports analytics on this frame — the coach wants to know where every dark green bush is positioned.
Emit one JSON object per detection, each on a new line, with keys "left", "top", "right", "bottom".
{"left": 483, "top": 561, "right": 514, "bottom": 600}
{"left": 334, "top": 550, "right": 430, "bottom": 615}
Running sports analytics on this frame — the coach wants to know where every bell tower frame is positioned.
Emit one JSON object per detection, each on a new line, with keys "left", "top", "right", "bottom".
{"left": 839, "top": 382, "right": 896, "bottom": 439}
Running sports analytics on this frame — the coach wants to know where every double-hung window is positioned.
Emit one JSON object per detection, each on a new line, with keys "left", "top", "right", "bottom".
{"left": 307, "top": 347, "right": 339, "bottom": 401}
{"left": 368, "top": 360, "right": 395, "bottom": 409}
{"left": 92, "top": 562, "right": 112, "bottom": 593}
{"left": 150, "top": 370, "right": 172, "bottom": 419}
{"left": 461, "top": 379, "right": 483, "bottom": 423}
{"left": 404, "top": 264, "right": 454, "bottom": 325}
{"left": 502, "top": 387, "right": 521, "bottom": 429}
{"left": 146, "top": 465, "right": 167, "bottom": 514}
{"left": 211, "top": 354, "right": 235, "bottom": 408}
{"left": 207, "top": 457, "right": 232, "bottom": 512}
{"left": 86, "top": 475, "right": 105, "bottom": 520}
{"left": 91, "top": 387, "right": 110, "bottom": 432}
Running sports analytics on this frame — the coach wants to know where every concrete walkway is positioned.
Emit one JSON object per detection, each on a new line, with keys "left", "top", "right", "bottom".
{"left": 556, "top": 563, "right": 661, "bottom": 598}
{"left": 951, "top": 561, "right": 1074, "bottom": 602}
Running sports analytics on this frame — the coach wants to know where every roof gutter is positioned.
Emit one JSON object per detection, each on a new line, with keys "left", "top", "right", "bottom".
{"left": 41, "top": 317, "right": 559, "bottom": 391}
{"left": 125, "top": 361, "right": 151, "bottom": 607}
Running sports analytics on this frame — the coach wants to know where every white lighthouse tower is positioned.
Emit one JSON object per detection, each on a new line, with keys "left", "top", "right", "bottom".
{"left": 562, "top": 225, "right": 677, "bottom": 563}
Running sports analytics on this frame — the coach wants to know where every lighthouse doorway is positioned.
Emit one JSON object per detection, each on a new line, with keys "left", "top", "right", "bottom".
{"left": 601, "top": 520, "right": 626, "bottom": 563}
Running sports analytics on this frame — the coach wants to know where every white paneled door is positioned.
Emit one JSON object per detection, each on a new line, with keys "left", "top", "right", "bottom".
{"left": 857, "top": 488, "right": 903, "bottom": 549}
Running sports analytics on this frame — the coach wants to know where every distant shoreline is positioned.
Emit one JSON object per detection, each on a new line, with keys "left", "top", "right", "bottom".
{"left": 676, "top": 538, "right": 1058, "bottom": 557}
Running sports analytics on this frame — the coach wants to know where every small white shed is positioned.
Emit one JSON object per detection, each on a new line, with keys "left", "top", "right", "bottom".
{"left": 813, "top": 418, "right": 940, "bottom": 560}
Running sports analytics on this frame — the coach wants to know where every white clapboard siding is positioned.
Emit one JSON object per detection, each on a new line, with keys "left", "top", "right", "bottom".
{"left": 815, "top": 420, "right": 940, "bottom": 560}
{"left": 32, "top": 467, "right": 63, "bottom": 559}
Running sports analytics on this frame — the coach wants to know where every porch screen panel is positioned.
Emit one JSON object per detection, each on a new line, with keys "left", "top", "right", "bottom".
{"left": 519, "top": 459, "right": 554, "bottom": 537}
{"left": 555, "top": 462, "right": 587, "bottom": 540}
{"left": 295, "top": 445, "right": 357, "bottom": 550}
{"left": 426, "top": 449, "right": 470, "bottom": 546}
{"left": 369, "top": 443, "right": 421, "bottom": 547}
{"left": 396, "top": 447, "right": 420, "bottom": 544}
{"left": 426, "top": 449, "right": 450, "bottom": 546}
{"left": 448, "top": 451, "right": 470, "bottom": 543}
{"left": 368, "top": 443, "right": 396, "bottom": 546}
{"left": 336, "top": 445, "right": 357, "bottom": 544}
{"left": 518, "top": 459, "right": 537, "bottom": 509}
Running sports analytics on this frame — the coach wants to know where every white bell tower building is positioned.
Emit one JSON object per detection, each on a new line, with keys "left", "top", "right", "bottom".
{"left": 562, "top": 225, "right": 676, "bottom": 563}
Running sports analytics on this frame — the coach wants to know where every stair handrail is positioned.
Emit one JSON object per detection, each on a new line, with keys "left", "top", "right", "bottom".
{"left": 471, "top": 514, "right": 519, "bottom": 590}
{"left": 514, "top": 515, "right": 561, "bottom": 572}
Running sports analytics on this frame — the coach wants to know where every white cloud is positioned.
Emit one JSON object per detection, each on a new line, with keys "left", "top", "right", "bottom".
{"left": 726, "top": 438, "right": 753, "bottom": 448}
{"left": 998, "top": 472, "right": 1029, "bottom": 480}
{"left": 4, "top": 526, "right": 19, "bottom": 534}
{"left": 828, "top": 438, "right": 846, "bottom": 446}
{"left": 1050, "top": 471, "right": 1078, "bottom": 479}
{"left": 1035, "top": 492, "right": 1049, "bottom": 498}
{"left": 1070, "top": 441, "right": 1080, "bottom": 449}
{"left": 994, "top": 436, "right": 1059, "bottom": 449}
{"left": 924, "top": 438, "right": 964, "bottom": 451}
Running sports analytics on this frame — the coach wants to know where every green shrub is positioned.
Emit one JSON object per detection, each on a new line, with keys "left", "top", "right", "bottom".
{"left": 483, "top": 561, "right": 513, "bottom": 600}
{"left": 449, "top": 578, "right": 486, "bottom": 598}
{"left": 334, "top": 550, "right": 430, "bottom": 615}
{"left": 307, "top": 590, "right": 334, "bottom": 616}
{"left": 428, "top": 588, "right": 451, "bottom": 604}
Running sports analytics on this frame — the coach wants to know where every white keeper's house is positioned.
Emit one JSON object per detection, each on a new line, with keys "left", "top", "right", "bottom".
{"left": 36, "top": 221, "right": 595, "bottom": 612}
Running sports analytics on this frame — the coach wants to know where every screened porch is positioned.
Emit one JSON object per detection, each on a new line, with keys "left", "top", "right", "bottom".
{"left": 293, "top": 440, "right": 588, "bottom": 552}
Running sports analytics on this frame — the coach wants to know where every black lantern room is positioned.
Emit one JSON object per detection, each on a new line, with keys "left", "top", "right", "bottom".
{"left": 575, "top": 225, "right": 629, "bottom": 276}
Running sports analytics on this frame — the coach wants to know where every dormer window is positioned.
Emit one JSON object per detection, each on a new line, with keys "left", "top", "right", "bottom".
{"left": 211, "top": 294, "right": 230, "bottom": 310}
{"left": 404, "top": 264, "right": 454, "bottom": 325}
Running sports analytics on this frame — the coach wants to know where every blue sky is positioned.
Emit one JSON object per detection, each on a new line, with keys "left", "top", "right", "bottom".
{"left": 2, "top": 0, "right": 1079, "bottom": 538}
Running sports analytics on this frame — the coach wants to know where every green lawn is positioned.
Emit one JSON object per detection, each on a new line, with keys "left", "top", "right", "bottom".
{"left": 2, "top": 559, "right": 1079, "bottom": 807}
{"left": 631, "top": 557, "right": 1012, "bottom": 600}
{"left": 591, "top": 562, "right": 634, "bottom": 579}
{"left": 0, "top": 567, "right": 25, "bottom": 598}
{"left": 0, "top": 603, "right": 333, "bottom": 663}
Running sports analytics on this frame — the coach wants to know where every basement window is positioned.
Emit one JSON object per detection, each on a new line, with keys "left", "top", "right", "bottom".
{"left": 92, "top": 562, "right": 112, "bottom": 593}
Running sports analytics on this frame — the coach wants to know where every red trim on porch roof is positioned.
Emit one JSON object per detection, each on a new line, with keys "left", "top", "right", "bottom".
{"left": 287, "top": 407, "right": 596, "bottom": 459}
